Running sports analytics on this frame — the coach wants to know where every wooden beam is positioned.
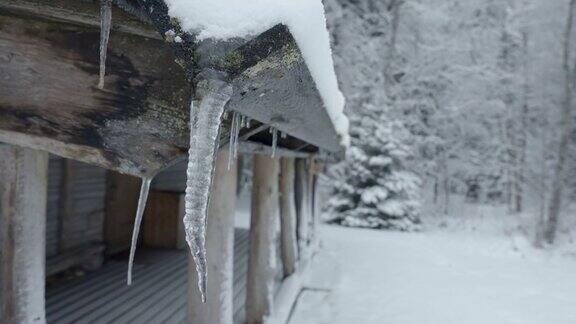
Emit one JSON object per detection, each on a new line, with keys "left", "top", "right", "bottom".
{"left": 188, "top": 149, "right": 237, "bottom": 324}
{"left": 0, "top": 0, "right": 160, "bottom": 39}
{"left": 238, "top": 141, "right": 314, "bottom": 159}
{"left": 246, "top": 155, "right": 280, "bottom": 324}
{"left": 0, "top": 145, "right": 48, "bottom": 323}
{"left": 0, "top": 7, "right": 190, "bottom": 176}
{"left": 279, "top": 158, "right": 298, "bottom": 276}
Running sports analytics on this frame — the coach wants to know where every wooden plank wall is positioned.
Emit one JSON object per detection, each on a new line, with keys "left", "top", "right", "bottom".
{"left": 46, "top": 156, "right": 63, "bottom": 258}
{"left": 45, "top": 156, "right": 107, "bottom": 273}
{"left": 151, "top": 160, "right": 188, "bottom": 193}
{"left": 60, "top": 161, "right": 107, "bottom": 250}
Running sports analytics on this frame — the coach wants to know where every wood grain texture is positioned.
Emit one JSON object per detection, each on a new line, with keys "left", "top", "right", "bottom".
{"left": 0, "top": 9, "right": 190, "bottom": 176}
{"left": 0, "top": 145, "right": 48, "bottom": 324}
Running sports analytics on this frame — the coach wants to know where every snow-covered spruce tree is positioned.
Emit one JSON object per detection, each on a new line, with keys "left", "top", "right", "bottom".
{"left": 325, "top": 103, "right": 422, "bottom": 230}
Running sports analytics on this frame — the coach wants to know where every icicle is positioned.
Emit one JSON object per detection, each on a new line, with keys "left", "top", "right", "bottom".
{"left": 228, "top": 112, "right": 239, "bottom": 170}
{"left": 233, "top": 113, "right": 240, "bottom": 160}
{"left": 281, "top": 131, "right": 287, "bottom": 139}
{"left": 184, "top": 79, "right": 232, "bottom": 303}
{"left": 127, "top": 177, "right": 152, "bottom": 285}
{"left": 271, "top": 127, "right": 278, "bottom": 158}
{"left": 98, "top": 0, "right": 112, "bottom": 89}
{"left": 240, "top": 115, "right": 246, "bottom": 128}
{"left": 246, "top": 117, "right": 251, "bottom": 128}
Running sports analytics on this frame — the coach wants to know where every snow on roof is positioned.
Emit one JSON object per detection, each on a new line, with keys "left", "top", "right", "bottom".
{"left": 164, "top": 0, "right": 350, "bottom": 147}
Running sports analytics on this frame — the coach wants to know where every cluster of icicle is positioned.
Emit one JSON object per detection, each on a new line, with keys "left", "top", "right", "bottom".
{"left": 98, "top": 0, "right": 286, "bottom": 303}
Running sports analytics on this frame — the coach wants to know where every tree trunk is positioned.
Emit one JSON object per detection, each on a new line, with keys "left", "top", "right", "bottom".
{"left": 544, "top": 0, "right": 576, "bottom": 244}
{"left": 0, "top": 145, "right": 48, "bottom": 324}
{"left": 515, "top": 31, "right": 530, "bottom": 214}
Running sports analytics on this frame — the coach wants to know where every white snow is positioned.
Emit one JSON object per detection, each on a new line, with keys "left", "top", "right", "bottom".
{"left": 291, "top": 225, "right": 576, "bottom": 324}
{"left": 164, "top": 0, "right": 350, "bottom": 147}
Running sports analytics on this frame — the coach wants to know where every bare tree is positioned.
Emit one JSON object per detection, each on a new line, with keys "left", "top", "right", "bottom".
{"left": 543, "top": 0, "right": 576, "bottom": 244}
{"left": 514, "top": 31, "right": 530, "bottom": 214}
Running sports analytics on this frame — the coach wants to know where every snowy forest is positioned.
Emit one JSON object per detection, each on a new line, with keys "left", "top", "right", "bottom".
{"left": 303, "top": 3, "right": 576, "bottom": 320}
{"left": 323, "top": 0, "right": 576, "bottom": 247}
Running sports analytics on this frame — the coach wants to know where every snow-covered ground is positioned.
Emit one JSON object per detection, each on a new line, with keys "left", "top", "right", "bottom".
{"left": 291, "top": 224, "right": 576, "bottom": 324}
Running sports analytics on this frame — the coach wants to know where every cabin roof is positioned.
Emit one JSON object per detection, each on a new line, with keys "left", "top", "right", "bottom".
{"left": 0, "top": 0, "right": 345, "bottom": 176}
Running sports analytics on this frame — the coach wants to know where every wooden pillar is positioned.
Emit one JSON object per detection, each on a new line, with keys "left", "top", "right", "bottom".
{"left": 294, "top": 158, "right": 310, "bottom": 254}
{"left": 246, "top": 155, "right": 280, "bottom": 324}
{"left": 188, "top": 149, "right": 237, "bottom": 324}
{"left": 309, "top": 159, "right": 324, "bottom": 244}
{"left": 0, "top": 145, "right": 48, "bottom": 324}
{"left": 307, "top": 159, "right": 317, "bottom": 242}
{"left": 279, "top": 157, "right": 298, "bottom": 276}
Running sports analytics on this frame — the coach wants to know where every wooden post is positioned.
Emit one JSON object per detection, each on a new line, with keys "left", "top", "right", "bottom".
{"left": 295, "top": 158, "right": 310, "bottom": 255}
{"left": 246, "top": 155, "right": 280, "bottom": 324}
{"left": 188, "top": 149, "right": 237, "bottom": 324}
{"left": 279, "top": 157, "right": 298, "bottom": 276}
{"left": 309, "top": 160, "right": 324, "bottom": 245}
{"left": 308, "top": 159, "right": 317, "bottom": 243}
{"left": 0, "top": 145, "right": 48, "bottom": 324}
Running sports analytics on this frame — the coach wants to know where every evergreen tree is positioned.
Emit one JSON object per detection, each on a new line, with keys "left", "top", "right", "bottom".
{"left": 325, "top": 103, "right": 422, "bottom": 231}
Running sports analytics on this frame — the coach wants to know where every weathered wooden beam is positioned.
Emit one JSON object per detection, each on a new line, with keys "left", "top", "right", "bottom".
{"left": 246, "top": 155, "right": 280, "bottom": 324}
{"left": 0, "top": 145, "right": 48, "bottom": 324}
{"left": 279, "top": 158, "right": 299, "bottom": 277}
{"left": 188, "top": 149, "right": 237, "bottom": 324}
{"left": 0, "top": 0, "right": 160, "bottom": 39}
{"left": 219, "top": 24, "right": 343, "bottom": 153}
{"left": 0, "top": 0, "right": 343, "bottom": 178}
{"left": 0, "top": 6, "right": 190, "bottom": 176}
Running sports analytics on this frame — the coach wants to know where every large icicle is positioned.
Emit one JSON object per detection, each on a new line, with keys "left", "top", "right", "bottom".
{"left": 98, "top": 0, "right": 112, "bottom": 89}
{"left": 127, "top": 177, "right": 152, "bottom": 285}
{"left": 184, "top": 77, "right": 233, "bottom": 302}
{"left": 271, "top": 127, "right": 278, "bottom": 158}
